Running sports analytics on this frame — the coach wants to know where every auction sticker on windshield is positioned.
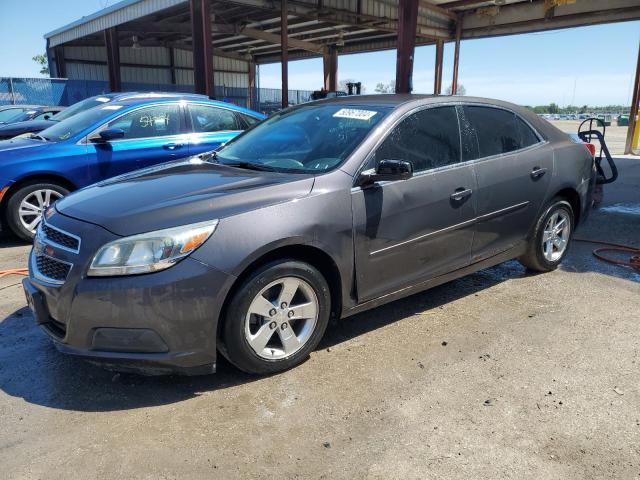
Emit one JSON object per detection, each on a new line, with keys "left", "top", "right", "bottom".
{"left": 333, "top": 109, "right": 377, "bottom": 120}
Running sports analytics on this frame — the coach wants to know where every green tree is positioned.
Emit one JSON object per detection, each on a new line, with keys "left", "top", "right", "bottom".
{"left": 548, "top": 103, "right": 559, "bottom": 114}
{"left": 374, "top": 81, "right": 394, "bottom": 94}
{"left": 32, "top": 53, "right": 49, "bottom": 76}
{"left": 445, "top": 83, "right": 466, "bottom": 96}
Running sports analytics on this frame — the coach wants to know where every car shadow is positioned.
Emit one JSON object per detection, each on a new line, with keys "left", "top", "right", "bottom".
{"left": 0, "top": 260, "right": 526, "bottom": 413}
{"left": 0, "top": 230, "right": 28, "bottom": 249}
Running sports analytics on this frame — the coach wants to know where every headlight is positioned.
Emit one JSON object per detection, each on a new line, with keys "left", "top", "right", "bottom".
{"left": 87, "top": 220, "right": 218, "bottom": 277}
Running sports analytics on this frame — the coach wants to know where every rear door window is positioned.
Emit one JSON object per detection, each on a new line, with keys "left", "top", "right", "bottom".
{"left": 188, "top": 104, "right": 241, "bottom": 132}
{"left": 459, "top": 106, "right": 541, "bottom": 161}
{"left": 373, "top": 106, "right": 461, "bottom": 173}
{"left": 515, "top": 116, "right": 541, "bottom": 148}
{"left": 463, "top": 106, "right": 520, "bottom": 158}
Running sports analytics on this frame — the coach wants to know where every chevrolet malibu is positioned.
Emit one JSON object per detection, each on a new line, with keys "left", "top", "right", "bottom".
{"left": 23, "top": 95, "right": 595, "bottom": 375}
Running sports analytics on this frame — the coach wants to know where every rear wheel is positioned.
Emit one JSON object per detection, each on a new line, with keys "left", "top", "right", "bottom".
{"left": 519, "top": 198, "right": 574, "bottom": 272}
{"left": 221, "top": 260, "right": 331, "bottom": 374}
{"left": 5, "top": 182, "right": 68, "bottom": 241}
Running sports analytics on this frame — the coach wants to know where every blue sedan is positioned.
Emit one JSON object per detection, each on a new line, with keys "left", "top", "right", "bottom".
{"left": 0, "top": 97, "right": 264, "bottom": 240}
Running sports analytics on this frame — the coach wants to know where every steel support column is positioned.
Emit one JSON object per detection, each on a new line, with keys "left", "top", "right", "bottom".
{"left": 624, "top": 40, "right": 640, "bottom": 154}
{"left": 323, "top": 46, "right": 338, "bottom": 92}
{"left": 54, "top": 46, "right": 67, "bottom": 78}
{"left": 104, "top": 27, "right": 121, "bottom": 92}
{"left": 434, "top": 39, "right": 444, "bottom": 95}
{"left": 190, "top": 0, "right": 214, "bottom": 97}
{"left": 248, "top": 60, "right": 257, "bottom": 110}
{"left": 395, "top": 0, "right": 419, "bottom": 94}
{"left": 281, "top": 0, "right": 289, "bottom": 109}
{"left": 451, "top": 16, "right": 462, "bottom": 95}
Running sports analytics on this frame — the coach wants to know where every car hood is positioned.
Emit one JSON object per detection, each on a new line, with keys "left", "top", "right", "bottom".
{"left": 56, "top": 159, "right": 315, "bottom": 236}
{"left": 0, "top": 137, "right": 52, "bottom": 157}
{"left": 0, "top": 119, "right": 55, "bottom": 138}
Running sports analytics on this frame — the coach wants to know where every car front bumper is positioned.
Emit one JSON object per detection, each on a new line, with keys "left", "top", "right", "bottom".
{"left": 24, "top": 211, "right": 236, "bottom": 375}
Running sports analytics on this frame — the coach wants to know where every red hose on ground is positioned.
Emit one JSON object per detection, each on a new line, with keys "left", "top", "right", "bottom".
{"left": 574, "top": 238, "right": 640, "bottom": 271}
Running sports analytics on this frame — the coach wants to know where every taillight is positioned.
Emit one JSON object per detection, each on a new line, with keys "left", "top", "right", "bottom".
{"left": 584, "top": 143, "right": 596, "bottom": 157}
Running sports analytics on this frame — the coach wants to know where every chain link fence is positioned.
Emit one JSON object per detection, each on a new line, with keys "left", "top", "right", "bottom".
{"left": 0, "top": 77, "right": 313, "bottom": 114}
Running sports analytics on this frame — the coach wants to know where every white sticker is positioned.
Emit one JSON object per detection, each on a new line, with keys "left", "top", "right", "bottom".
{"left": 26, "top": 110, "right": 36, "bottom": 115}
{"left": 95, "top": 97, "right": 110, "bottom": 103}
{"left": 333, "top": 108, "right": 377, "bottom": 121}
{"left": 102, "top": 105, "right": 123, "bottom": 110}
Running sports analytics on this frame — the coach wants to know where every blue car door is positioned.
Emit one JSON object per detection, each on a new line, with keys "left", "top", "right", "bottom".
{"left": 186, "top": 103, "right": 246, "bottom": 155}
{"left": 88, "top": 103, "right": 190, "bottom": 178}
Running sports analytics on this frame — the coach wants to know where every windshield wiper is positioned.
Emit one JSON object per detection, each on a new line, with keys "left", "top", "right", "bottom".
{"left": 29, "top": 133, "right": 49, "bottom": 141}
{"left": 221, "top": 161, "right": 277, "bottom": 172}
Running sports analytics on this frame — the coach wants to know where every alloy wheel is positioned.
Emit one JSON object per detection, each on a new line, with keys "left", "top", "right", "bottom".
{"left": 541, "top": 210, "right": 571, "bottom": 262}
{"left": 244, "top": 277, "right": 319, "bottom": 360}
{"left": 18, "top": 189, "right": 62, "bottom": 234}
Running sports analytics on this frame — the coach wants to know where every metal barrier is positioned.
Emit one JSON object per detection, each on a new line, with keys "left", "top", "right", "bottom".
{"left": 0, "top": 77, "right": 313, "bottom": 113}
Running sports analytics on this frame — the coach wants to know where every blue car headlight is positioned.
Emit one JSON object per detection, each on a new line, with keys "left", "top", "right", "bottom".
{"left": 87, "top": 220, "right": 218, "bottom": 277}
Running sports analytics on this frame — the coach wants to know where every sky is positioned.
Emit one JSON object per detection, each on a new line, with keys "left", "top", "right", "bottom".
{"left": 0, "top": 0, "right": 638, "bottom": 107}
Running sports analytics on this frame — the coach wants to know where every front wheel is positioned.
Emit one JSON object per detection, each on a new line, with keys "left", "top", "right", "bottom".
{"left": 221, "top": 260, "right": 331, "bottom": 374}
{"left": 5, "top": 182, "right": 69, "bottom": 241}
{"left": 519, "top": 198, "right": 574, "bottom": 272}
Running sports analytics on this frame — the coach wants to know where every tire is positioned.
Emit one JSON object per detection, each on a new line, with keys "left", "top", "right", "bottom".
{"left": 519, "top": 198, "right": 574, "bottom": 273}
{"left": 222, "top": 260, "right": 331, "bottom": 375}
{"left": 5, "top": 182, "right": 69, "bottom": 241}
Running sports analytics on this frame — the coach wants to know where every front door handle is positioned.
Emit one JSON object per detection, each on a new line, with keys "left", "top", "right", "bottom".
{"left": 530, "top": 167, "right": 548, "bottom": 179}
{"left": 163, "top": 143, "right": 184, "bottom": 151}
{"left": 450, "top": 187, "right": 473, "bottom": 201}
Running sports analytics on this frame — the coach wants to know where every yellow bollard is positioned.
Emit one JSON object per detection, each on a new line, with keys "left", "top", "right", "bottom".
{"left": 633, "top": 117, "right": 640, "bottom": 154}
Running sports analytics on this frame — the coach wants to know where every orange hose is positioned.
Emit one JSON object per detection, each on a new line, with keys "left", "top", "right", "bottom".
{"left": 0, "top": 268, "right": 29, "bottom": 278}
{"left": 574, "top": 238, "right": 640, "bottom": 271}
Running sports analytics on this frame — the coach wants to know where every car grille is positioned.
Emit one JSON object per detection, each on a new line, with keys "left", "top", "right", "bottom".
{"left": 35, "top": 254, "right": 72, "bottom": 283}
{"left": 42, "top": 223, "right": 80, "bottom": 252}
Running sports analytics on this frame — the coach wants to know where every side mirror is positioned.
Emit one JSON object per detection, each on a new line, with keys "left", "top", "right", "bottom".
{"left": 360, "top": 159, "right": 413, "bottom": 186}
{"left": 43, "top": 114, "right": 51, "bottom": 120}
{"left": 91, "top": 128, "right": 125, "bottom": 143}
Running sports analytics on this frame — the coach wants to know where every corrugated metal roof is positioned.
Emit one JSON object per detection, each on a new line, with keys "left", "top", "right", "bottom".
{"left": 45, "top": 0, "right": 188, "bottom": 47}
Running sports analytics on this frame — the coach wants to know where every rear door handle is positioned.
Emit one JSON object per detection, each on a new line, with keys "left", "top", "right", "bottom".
{"left": 530, "top": 167, "right": 547, "bottom": 179}
{"left": 163, "top": 143, "right": 184, "bottom": 151}
{"left": 450, "top": 187, "right": 473, "bottom": 201}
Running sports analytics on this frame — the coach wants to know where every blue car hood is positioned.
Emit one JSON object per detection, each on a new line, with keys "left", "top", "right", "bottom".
{"left": 0, "top": 119, "right": 55, "bottom": 138}
{"left": 0, "top": 137, "right": 53, "bottom": 158}
{"left": 56, "top": 158, "right": 314, "bottom": 236}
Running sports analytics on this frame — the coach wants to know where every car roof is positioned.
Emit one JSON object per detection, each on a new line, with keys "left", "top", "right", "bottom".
{"left": 103, "top": 96, "right": 263, "bottom": 116}
{"left": 309, "top": 94, "right": 533, "bottom": 110}
{"left": 110, "top": 91, "right": 208, "bottom": 101}
{"left": 0, "top": 104, "right": 45, "bottom": 110}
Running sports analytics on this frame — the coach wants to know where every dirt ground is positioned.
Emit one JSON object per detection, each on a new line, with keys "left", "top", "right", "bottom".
{"left": 549, "top": 120, "right": 630, "bottom": 155}
{"left": 0, "top": 159, "right": 639, "bottom": 480}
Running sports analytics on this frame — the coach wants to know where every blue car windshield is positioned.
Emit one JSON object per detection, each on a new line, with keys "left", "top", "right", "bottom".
{"left": 217, "top": 104, "right": 390, "bottom": 173}
{"left": 39, "top": 104, "right": 124, "bottom": 142}
{"left": 0, "top": 108, "right": 28, "bottom": 123}
{"left": 52, "top": 95, "right": 114, "bottom": 121}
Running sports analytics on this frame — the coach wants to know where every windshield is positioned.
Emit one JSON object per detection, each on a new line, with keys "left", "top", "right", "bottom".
{"left": 39, "top": 104, "right": 124, "bottom": 142}
{"left": 216, "top": 104, "right": 390, "bottom": 173}
{"left": 0, "top": 108, "right": 28, "bottom": 123}
{"left": 4, "top": 110, "right": 37, "bottom": 123}
{"left": 52, "top": 95, "right": 113, "bottom": 121}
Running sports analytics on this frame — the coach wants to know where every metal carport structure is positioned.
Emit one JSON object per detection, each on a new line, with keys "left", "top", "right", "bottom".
{"left": 44, "top": 0, "right": 640, "bottom": 152}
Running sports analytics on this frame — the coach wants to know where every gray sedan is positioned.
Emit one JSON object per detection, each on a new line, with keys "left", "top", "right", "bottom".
{"left": 23, "top": 95, "right": 595, "bottom": 375}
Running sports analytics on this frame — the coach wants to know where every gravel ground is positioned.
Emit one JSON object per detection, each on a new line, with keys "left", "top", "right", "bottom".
{"left": 0, "top": 159, "right": 638, "bottom": 480}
